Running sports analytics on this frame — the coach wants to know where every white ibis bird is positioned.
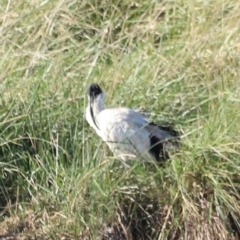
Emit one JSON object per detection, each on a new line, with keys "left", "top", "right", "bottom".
{"left": 86, "top": 83, "right": 179, "bottom": 163}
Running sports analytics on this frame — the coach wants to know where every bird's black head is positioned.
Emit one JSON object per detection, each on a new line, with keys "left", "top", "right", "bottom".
{"left": 88, "top": 84, "right": 103, "bottom": 98}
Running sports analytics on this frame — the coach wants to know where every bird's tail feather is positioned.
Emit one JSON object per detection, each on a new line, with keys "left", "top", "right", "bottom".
{"left": 148, "top": 123, "right": 180, "bottom": 162}
{"left": 149, "top": 123, "right": 180, "bottom": 143}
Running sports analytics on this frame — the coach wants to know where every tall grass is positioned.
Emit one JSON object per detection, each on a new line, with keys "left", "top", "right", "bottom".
{"left": 0, "top": 0, "right": 240, "bottom": 239}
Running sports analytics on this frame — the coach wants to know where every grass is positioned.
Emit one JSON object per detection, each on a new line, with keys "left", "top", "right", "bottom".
{"left": 1, "top": 0, "right": 240, "bottom": 239}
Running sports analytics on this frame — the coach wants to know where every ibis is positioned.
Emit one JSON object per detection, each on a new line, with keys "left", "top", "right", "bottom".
{"left": 85, "top": 83, "right": 179, "bottom": 163}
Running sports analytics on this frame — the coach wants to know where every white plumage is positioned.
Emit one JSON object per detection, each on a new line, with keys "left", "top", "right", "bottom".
{"left": 86, "top": 84, "right": 179, "bottom": 163}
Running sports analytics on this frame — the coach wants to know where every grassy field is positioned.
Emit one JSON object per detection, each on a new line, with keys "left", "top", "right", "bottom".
{"left": 1, "top": 0, "right": 240, "bottom": 239}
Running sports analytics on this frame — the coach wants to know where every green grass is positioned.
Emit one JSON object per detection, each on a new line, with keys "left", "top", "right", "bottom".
{"left": 1, "top": 0, "right": 240, "bottom": 239}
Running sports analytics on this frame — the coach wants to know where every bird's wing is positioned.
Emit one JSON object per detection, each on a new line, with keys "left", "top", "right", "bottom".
{"left": 97, "top": 108, "right": 153, "bottom": 159}
{"left": 97, "top": 107, "right": 148, "bottom": 139}
{"left": 133, "top": 108, "right": 153, "bottom": 119}
{"left": 146, "top": 124, "right": 174, "bottom": 140}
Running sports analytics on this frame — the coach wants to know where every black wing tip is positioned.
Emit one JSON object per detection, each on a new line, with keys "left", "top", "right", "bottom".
{"left": 88, "top": 83, "right": 103, "bottom": 97}
{"left": 149, "top": 122, "right": 180, "bottom": 163}
{"left": 149, "top": 135, "right": 169, "bottom": 162}
{"left": 158, "top": 125, "right": 179, "bottom": 137}
{"left": 149, "top": 122, "right": 180, "bottom": 137}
